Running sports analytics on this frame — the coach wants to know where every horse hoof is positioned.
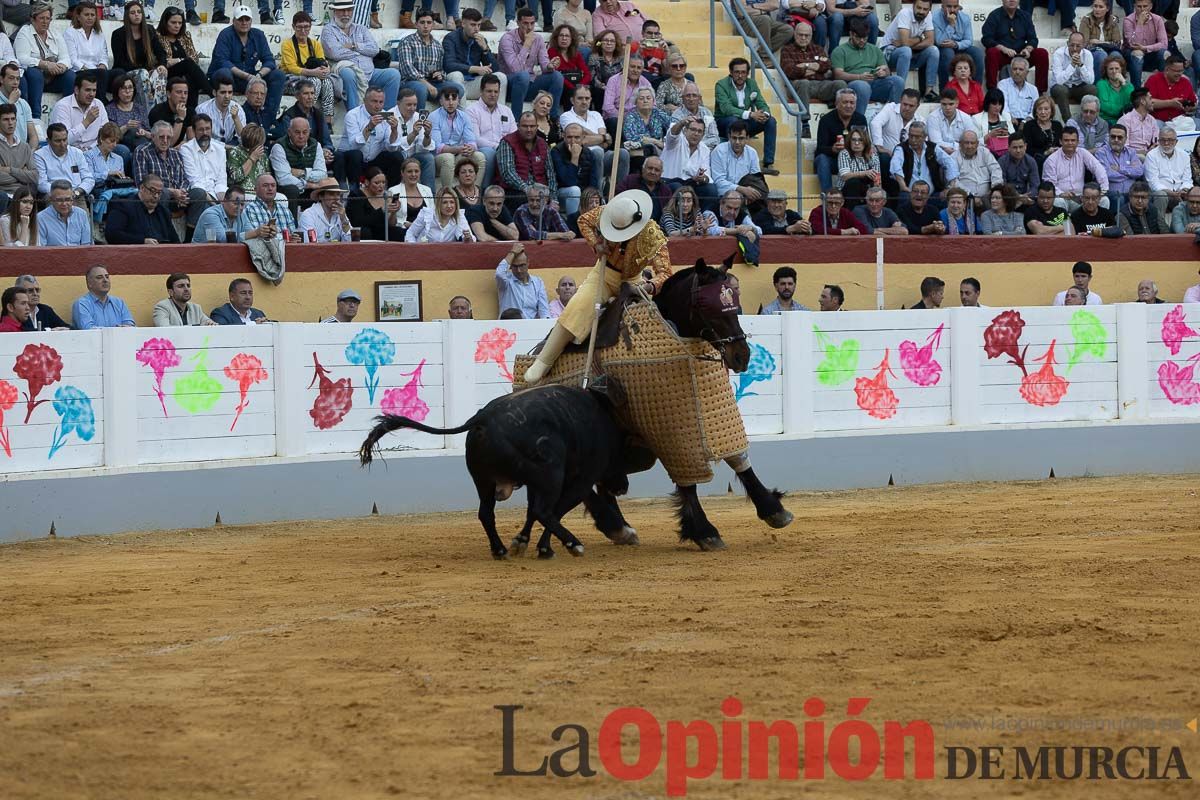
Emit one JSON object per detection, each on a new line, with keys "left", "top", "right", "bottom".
{"left": 509, "top": 537, "right": 528, "bottom": 556}
{"left": 537, "top": 548, "right": 555, "bottom": 560}
{"left": 492, "top": 548, "right": 509, "bottom": 560}
{"left": 567, "top": 543, "right": 585, "bottom": 557}
{"left": 695, "top": 536, "right": 727, "bottom": 552}
{"left": 607, "top": 526, "right": 640, "bottom": 545}
{"left": 764, "top": 510, "right": 793, "bottom": 529}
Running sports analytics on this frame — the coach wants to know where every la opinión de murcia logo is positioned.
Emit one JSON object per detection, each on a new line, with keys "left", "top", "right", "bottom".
{"left": 495, "top": 699, "right": 1192, "bottom": 796}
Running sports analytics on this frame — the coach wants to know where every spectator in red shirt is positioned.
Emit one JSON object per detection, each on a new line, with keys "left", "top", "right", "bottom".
{"left": 548, "top": 24, "right": 591, "bottom": 106}
{"left": 0, "top": 287, "right": 30, "bottom": 332}
{"left": 809, "top": 189, "right": 869, "bottom": 234}
{"left": 1145, "top": 54, "right": 1197, "bottom": 123}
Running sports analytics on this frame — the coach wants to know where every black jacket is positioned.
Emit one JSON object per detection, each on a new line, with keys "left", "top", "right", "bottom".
{"left": 105, "top": 197, "right": 180, "bottom": 245}
{"left": 20, "top": 303, "right": 70, "bottom": 331}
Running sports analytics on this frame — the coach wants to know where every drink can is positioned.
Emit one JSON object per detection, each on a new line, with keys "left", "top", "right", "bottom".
{"left": 350, "top": 228, "right": 362, "bottom": 242}
{"left": 306, "top": 228, "right": 317, "bottom": 243}
{"left": 281, "top": 228, "right": 291, "bottom": 242}
{"left": 836, "top": 134, "right": 844, "bottom": 148}
{"left": 873, "top": 172, "right": 881, "bottom": 187}
{"left": 225, "top": 229, "right": 237, "bottom": 243}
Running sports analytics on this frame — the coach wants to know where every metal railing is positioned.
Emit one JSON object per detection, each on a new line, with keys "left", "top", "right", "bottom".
{"left": 709, "top": 0, "right": 805, "bottom": 208}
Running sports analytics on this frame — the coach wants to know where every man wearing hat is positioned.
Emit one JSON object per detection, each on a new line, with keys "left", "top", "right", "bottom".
{"left": 523, "top": 189, "right": 673, "bottom": 383}
{"left": 208, "top": 6, "right": 288, "bottom": 122}
{"left": 754, "top": 189, "right": 810, "bottom": 235}
{"left": 321, "top": 0, "right": 403, "bottom": 110}
{"left": 299, "top": 177, "right": 352, "bottom": 242}
{"left": 323, "top": 289, "right": 362, "bottom": 323}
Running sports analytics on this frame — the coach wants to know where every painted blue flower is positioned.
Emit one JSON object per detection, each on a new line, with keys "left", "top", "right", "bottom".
{"left": 735, "top": 343, "right": 777, "bottom": 401}
{"left": 344, "top": 328, "right": 396, "bottom": 405}
{"left": 48, "top": 385, "right": 95, "bottom": 459}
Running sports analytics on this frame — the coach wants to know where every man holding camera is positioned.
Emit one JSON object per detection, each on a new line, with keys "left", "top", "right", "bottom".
{"left": 339, "top": 85, "right": 407, "bottom": 188}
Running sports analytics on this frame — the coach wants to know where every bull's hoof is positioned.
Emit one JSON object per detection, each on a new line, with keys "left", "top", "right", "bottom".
{"left": 606, "top": 526, "right": 640, "bottom": 546}
{"left": 567, "top": 543, "right": 585, "bottom": 557}
{"left": 695, "top": 536, "right": 727, "bottom": 552}
{"left": 763, "top": 510, "right": 793, "bottom": 529}
{"left": 492, "top": 547, "right": 509, "bottom": 560}
{"left": 509, "top": 536, "right": 529, "bottom": 556}
{"left": 537, "top": 547, "right": 555, "bottom": 560}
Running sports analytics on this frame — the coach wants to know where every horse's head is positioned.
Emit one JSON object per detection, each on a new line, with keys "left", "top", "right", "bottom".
{"left": 655, "top": 259, "right": 750, "bottom": 372}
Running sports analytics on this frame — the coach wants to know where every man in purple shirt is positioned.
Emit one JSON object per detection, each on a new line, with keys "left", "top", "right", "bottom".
{"left": 498, "top": 6, "right": 564, "bottom": 122}
{"left": 1092, "top": 123, "right": 1144, "bottom": 214}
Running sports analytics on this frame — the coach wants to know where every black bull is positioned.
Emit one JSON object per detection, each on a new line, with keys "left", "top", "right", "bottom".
{"left": 359, "top": 384, "right": 640, "bottom": 559}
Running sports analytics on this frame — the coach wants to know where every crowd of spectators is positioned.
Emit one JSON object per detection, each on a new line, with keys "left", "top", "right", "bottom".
{"left": 0, "top": 0, "right": 799, "bottom": 247}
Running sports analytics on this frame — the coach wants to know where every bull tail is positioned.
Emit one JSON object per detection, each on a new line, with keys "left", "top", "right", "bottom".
{"left": 359, "top": 413, "right": 478, "bottom": 466}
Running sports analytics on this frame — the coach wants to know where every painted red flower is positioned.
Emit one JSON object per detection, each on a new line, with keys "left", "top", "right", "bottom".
{"left": 983, "top": 310, "right": 1027, "bottom": 372}
{"left": 854, "top": 349, "right": 899, "bottom": 420}
{"left": 0, "top": 379, "right": 17, "bottom": 457}
{"left": 899, "top": 323, "right": 945, "bottom": 387}
{"left": 1019, "top": 340, "right": 1070, "bottom": 407}
{"left": 1161, "top": 305, "right": 1198, "bottom": 356}
{"left": 380, "top": 359, "right": 429, "bottom": 422}
{"left": 1157, "top": 354, "right": 1200, "bottom": 405}
{"left": 308, "top": 352, "right": 354, "bottom": 430}
{"left": 13, "top": 343, "right": 64, "bottom": 423}
{"left": 474, "top": 327, "right": 518, "bottom": 382}
{"left": 224, "top": 353, "right": 270, "bottom": 431}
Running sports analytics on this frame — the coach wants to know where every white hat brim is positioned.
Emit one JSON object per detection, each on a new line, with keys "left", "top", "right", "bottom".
{"left": 598, "top": 189, "right": 653, "bottom": 243}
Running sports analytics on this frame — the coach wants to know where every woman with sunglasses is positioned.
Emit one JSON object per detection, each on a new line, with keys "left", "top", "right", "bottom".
{"left": 157, "top": 6, "right": 212, "bottom": 108}
{"left": 654, "top": 54, "right": 691, "bottom": 114}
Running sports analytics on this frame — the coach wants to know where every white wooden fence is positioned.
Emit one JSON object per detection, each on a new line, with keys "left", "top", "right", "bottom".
{"left": 2, "top": 303, "right": 1198, "bottom": 476}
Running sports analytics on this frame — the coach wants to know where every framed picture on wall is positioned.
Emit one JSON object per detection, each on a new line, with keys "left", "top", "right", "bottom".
{"left": 375, "top": 280, "right": 423, "bottom": 322}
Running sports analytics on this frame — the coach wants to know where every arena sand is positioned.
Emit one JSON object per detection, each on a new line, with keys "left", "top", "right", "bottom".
{"left": 0, "top": 475, "right": 1197, "bottom": 799}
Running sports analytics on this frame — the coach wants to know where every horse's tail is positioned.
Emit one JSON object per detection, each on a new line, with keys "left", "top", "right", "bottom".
{"left": 359, "top": 413, "right": 478, "bottom": 466}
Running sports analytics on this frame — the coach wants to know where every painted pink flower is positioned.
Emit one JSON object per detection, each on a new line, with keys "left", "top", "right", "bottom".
{"left": 1157, "top": 354, "right": 1200, "bottom": 405}
{"left": 1019, "top": 340, "right": 1070, "bottom": 407}
{"left": 1161, "top": 305, "right": 1198, "bottom": 356}
{"left": 136, "top": 337, "right": 181, "bottom": 417}
{"left": 475, "top": 327, "right": 518, "bottom": 382}
{"left": 308, "top": 352, "right": 353, "bottom": 430}
{"left": 983, "top": 310, "right": 1028, "bottom": 373}
{"left": 13, "top": 343, "right": 63, "bottom": 423}
{"left": 899, "top": 323, "right": 945, "bottom": 387}
{"left": 380, "top": 359, "right": 430, "bottom": 422}
{"left": 0, "top": 379, "right": 17, "bottom": 457}
{"left": 223, "top": 353, "right": 269, "bottom": 431}
{"left": 854, "top": 349, "right": 899, "bottom": 420}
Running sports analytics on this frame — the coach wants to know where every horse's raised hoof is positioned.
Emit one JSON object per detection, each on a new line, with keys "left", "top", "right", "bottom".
{"left": 567, "top": 543, "right": 585, "bottom": 557}
{"left": 695, "top": 536, "right": 727, "bottom": 552}
{"left": 509, "top": 536, "right": 529, "bottom": 556}
{"left": 537, "top": 547, "right": 555, "bottom": 560}
{"left": 763, "top": 510, "right": 793, "bottom": 529}
{"left": 606, "top": 526, "right": 640, "bottom": 545}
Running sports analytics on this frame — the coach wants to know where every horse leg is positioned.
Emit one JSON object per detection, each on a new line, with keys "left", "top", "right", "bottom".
{"left": 584, "top": 488, "right": 639, "bottom": 545}
{"left": 726, "top": 453, "right": 793, "bottom": 529}
{"left": 673, "top": 483, "right": 725, "bottom": 551}
{"left": 474, "top": 477, "right": 509, "bottom": 560}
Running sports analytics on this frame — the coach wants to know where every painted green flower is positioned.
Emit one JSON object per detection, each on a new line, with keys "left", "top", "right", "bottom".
{"left": 1066, "top": 311, "right": 1107, "bottom": 374}
{"left": 174, "top": 345, "right": 222, "bottom": 413}
{"left": 814, "top": 326, "right": 860, "bottom": 386}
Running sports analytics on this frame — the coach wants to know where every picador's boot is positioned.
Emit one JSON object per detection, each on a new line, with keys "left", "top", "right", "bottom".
{"left": 523, "top": 325, "right": 575, "bottom": 384}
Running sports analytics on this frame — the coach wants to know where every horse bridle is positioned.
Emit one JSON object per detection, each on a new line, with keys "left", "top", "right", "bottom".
{"left": 689, "top": 273, "right": 747, "bottom": 360}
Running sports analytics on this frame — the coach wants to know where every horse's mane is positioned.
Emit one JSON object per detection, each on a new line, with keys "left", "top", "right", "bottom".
{"left": 658, "top": 260, "right": 724, "bottom": 298}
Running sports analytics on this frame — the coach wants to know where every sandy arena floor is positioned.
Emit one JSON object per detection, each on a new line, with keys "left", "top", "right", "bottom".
{"left": 0, "top": 475, "right": 1198, "bottom": 799}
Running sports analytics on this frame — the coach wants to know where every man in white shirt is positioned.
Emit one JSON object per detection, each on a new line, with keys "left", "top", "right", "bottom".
{"left": 269, "top": 117, "right": 327, "bottom": 203}
{"left": 1144, "top": 125, "right": 1192, "bottom": 217}
{"left": 998, "top": 57, "right": 1038, "bottom": 126}
{"left": 952, "top": 130, "right": 1001, "bottom": 201}
{"left": 710, "top": 120, "right": 762, "bottom": 204}
{"left": 298, "top": 178, "right": 352, "bottom": 242}
{"left": 880, "top": 0, "right": 939, "bottom": 101}
{"left": 338, "top": 85, "right": 406, "bottom": 188}
{"left": 661, "top": 115, "right": 717, "bottom": 210}
{"left": 35, "top": 122, "right": 92, "bottom": 197}
{"left": 195, "top": 76, "right": 244, "bottom": 145}
{"left": 870, "top": 89, "right": 920, "bottom": 177}
{"left": 0, "top": 64, "right": 37, "bottom": 147}
{"left": 670, "top": 83, "right": 720, "bottom": 150}
{"left": 392, "top": 88, "right": 436, "bottom": 189}
{"left": 557, "top": 83, "right": 622, "bottom": 192}
{"left": 1049, "top": 32, "right": 1096, "bottom": 123}
{"left": 1052, "top": 262, "right": 1103, "bottom": 306}
{"left": 179, "top": 114, "right": 227, "bottom": 207}
{"left": 464, "top": 74, "right": 518, "bottom": 189}
{"left": 926, "top": 88, "right": 973, "bottom": 155}
{"left": 49, "top": 73, "right": 107, "bottom": 152}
